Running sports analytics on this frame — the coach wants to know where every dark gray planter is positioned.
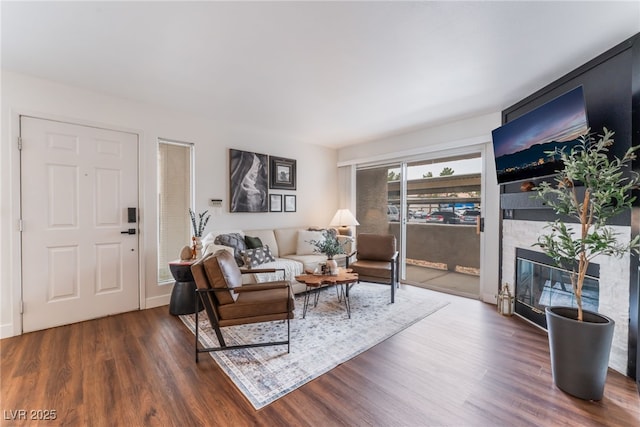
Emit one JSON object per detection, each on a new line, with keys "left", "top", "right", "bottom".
{"left": 545, "top": 306, "right": 615, "bottom": 400}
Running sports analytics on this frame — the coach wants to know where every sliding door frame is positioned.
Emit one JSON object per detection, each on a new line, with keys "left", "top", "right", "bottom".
{"left": 342, "top": 139, "right": 496, "bottom": 302}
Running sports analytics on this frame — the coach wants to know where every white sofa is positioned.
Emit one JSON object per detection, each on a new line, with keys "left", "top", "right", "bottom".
{"left": 201, "top": 227, "right": 354, "bottom": 294}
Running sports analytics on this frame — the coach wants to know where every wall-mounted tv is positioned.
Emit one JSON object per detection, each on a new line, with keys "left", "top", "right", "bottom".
{"left": 492, "top": 86, "right": 589, "bottom": 184}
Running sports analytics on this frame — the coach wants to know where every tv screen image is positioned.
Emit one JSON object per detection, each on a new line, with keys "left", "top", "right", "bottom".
{"left": 492, "top": 86, "right": 589, "bottom": 184}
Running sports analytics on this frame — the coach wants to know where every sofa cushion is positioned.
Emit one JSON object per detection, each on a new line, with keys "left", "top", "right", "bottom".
{"left": 242, "top": 245, "right": 276, "bottom": 268}
{"left": 285, "top": 253, "right": 348, "bottom": 272}
{"left": 273, "top": 228, "right": 299, "bottom": 256}
{"left": 244, "top": 235, "right": 263, "bottom": 249}
{"left": 214, "top": 233, "right": 247, "bottom": 266}
{"left": 296, "top": 230, "right": 325, "bottom": 255}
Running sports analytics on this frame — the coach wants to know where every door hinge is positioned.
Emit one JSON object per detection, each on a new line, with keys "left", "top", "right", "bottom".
{"left": 18, "top": 136, "right": 22, "bottom": 150}
{"left": 20, "top": 300, "right": 24, "bottom": 314}
{"left": 18, "top": 219, "right": 23, "bottom": 232}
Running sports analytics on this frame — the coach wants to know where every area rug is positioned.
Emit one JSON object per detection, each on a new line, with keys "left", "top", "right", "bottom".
{"left": 179, "top": 282, "right": 450, "bottom": 409}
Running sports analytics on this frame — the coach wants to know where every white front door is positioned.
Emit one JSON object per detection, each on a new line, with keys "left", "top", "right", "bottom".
{"left": 20, "top": 116, "right": 140, "bottom": 332}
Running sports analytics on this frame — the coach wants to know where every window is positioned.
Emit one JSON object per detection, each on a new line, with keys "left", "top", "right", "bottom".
{"left": 157, "top": 140, "right": 193, "bottom": 283}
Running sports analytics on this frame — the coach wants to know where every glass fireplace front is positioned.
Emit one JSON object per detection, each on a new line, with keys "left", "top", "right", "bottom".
{"left": 514, "top": 248, "right": 599, "bottom": 328}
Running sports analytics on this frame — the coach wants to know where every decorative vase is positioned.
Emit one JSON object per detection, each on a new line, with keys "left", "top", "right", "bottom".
{"left": 326, "top": 258, "right": 338, "bottom": 275}
{"left": 545, "top": 306, "right": 615, "bottom": 400}
{"left": 192, "top": 236, "right": 203, "bottom": 259}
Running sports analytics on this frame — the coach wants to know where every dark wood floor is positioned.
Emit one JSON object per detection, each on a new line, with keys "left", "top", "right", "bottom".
{"left": 2, "top": 285, "right": 639, "bottom": 426}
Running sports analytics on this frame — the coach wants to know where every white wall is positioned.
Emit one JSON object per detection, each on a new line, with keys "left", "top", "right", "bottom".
{"left": 337, "top": 113, "right": 502, "bottom": 304}
{"left": 1, "top": 71, "right": 339, "bottom": 337}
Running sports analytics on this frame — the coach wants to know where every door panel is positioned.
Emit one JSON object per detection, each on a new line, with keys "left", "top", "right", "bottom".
{"left": 21, "top": 117, "right": 139, "bottom": 332}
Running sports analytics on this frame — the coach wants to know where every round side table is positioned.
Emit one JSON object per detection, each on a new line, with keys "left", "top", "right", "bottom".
{"left": 168, "top": 260, "right": 203, "bottom": 315}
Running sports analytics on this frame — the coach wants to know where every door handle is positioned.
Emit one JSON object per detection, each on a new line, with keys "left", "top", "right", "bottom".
{"left": 121, "top": 228, "right": 136, "bottom": 235}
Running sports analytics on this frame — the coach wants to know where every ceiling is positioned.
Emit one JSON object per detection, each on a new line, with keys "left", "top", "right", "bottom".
{"left": 2, "top": 2, "right": 639, "bottom": 148}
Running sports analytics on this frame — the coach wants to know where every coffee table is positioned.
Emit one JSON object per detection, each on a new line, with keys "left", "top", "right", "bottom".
{"left": 295, "top": 268, "right": 358, "bottom": 318}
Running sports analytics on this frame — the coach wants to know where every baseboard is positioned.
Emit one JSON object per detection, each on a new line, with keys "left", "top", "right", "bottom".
{"left": 1, "top": 322, "right": 16, "bottom": 339}
{"left": 481, "top": 292, "right": 497, "bottom": 304}
{"left": 145, "top": 294, "right": 170, "bottom": 309}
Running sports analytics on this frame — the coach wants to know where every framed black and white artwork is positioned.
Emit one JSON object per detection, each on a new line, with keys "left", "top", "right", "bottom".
{"left": 269, "top": 156, "right": 296, "bottom": 190}
{"left": 269, "top": 194, "right": 282, "bottom": 212}
{"left": 229, "top": 149, "right": 268, "bottom": 212}
{"left": 284, "top": 195, "right": 296, "bottom": 212}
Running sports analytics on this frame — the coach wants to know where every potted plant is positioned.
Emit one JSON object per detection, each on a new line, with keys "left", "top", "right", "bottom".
{"left": 533, "top": 127, "right": 640, "bottom": 400}
{"left": 309, "top": 230, "right": 346, "bottom": 275}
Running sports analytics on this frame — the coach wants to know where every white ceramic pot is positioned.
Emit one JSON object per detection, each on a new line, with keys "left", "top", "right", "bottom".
{"left": 326, "top": 258, "right": 338, "bottom": 275}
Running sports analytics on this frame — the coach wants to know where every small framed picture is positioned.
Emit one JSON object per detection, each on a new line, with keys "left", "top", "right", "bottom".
{"left": 270, "top": 194, "right": 282, "bottom": 212}
{"left": 269, "top": 156, "right": 296, "bottom": 190}
{"left": 284, "top": 195, "right": 296, "bottom": 212}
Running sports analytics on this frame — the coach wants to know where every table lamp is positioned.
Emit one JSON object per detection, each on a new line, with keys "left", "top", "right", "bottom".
{"left": 329, "top": 209, "right": 360, "bottom": 236}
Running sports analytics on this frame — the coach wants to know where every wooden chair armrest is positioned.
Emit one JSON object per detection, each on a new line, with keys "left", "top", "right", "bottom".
{"left": 195, "top": 281, "right": 290, "bottom": 294}
{"left": 234, "top": 282, "right": 290, "bottom": 292}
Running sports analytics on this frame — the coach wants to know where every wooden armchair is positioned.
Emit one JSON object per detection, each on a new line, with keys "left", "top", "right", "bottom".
{"left": 346, "top": 233, "right": 399, "bottom": 303}
{"left": 190, "top": 250, "right": 294, "bottom": 362}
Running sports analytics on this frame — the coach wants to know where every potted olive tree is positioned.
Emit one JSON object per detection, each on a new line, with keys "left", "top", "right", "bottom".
{"left": 534, "top": 127, "right": 640, "bottom": 400}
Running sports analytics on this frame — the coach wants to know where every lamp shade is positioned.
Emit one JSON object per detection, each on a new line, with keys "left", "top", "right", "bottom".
{"left": 330, "top": 209, "right": 360, "bottom": 227}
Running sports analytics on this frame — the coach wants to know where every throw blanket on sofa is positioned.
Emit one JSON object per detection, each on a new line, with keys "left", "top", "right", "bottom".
{"left": 251, "top": 259, "right": 303, "bottom": 284}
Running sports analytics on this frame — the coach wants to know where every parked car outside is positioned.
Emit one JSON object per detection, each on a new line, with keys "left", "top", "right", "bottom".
{"left": 413, "top": 210, "right": 426, "bottom": 219}
{"left": 425, "top": 211, "right": 459, "bottom": 224}
{"left": 387, "top": 205, "right": 400, "bottom": 222}
{"left": 460, "top": 210, "right": 481, "bottom": 224}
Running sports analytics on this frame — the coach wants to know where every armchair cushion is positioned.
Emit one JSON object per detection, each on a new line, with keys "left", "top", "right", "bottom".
{"left": 356, "top": 233, "right": 397, "bottom": 261}
{"left": 348, "top": 259, "right": 392, "bottom": 279}
{"left": 218, "top": 283, "right": 292, "bottom": 322}
{"left": 202, "top": 250, "right": 243, "bottom": 304}
{"left": 348, "top": 233, "right": 398, "bottom": 303}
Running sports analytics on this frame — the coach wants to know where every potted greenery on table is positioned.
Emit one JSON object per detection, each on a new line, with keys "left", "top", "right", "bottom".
{"left": 533, "top": 127, "right": 640, "bottom": 400}
{"left": 309, "top": 230, "right": 346, "bottom": 275}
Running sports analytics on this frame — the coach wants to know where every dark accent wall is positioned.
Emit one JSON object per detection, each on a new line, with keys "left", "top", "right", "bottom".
{"left": 498, "top": 33, "right": 640, "bottom": 383}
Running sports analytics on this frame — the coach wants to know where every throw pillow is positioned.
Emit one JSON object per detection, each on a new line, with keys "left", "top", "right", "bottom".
{"left": 214, "top": 233, "right": 247, "bottom": 266}
{"left": 242, "top": 245, "right": 276, "bottom": 268}
{"left": 296, "top": 230, "right": 325, "bottom": 255}
{"left": 244, "top": 235, "right": 263, "bottom": 249}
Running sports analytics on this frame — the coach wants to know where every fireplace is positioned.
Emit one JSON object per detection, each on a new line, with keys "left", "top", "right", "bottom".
{"left": 514, "top": 248, "right": 600, "bottom": 329}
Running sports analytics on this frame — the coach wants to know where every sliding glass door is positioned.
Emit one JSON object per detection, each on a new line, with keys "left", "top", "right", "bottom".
{"left": 356, "top": 154, "right": 482, "bottom": 298}
{"left": 402, "top": 155, "right": 481, "bottom": 298}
